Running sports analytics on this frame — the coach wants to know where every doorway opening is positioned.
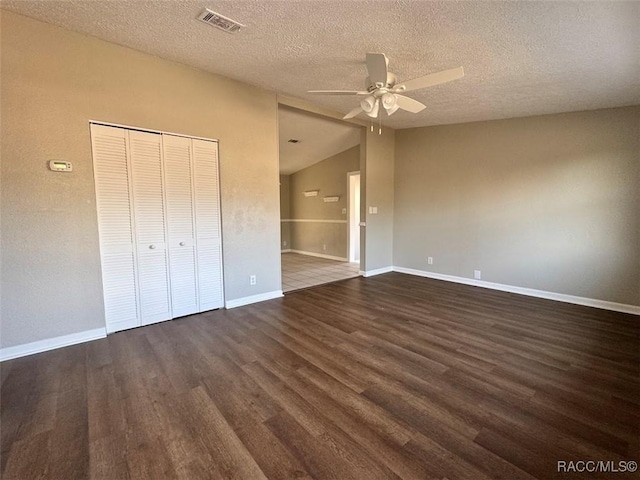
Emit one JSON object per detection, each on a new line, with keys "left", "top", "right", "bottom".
{"left": 277, "top": 105, "right": 362, "bottom": 293}
{"left": 348, "top": 171, "right": 361, "bottom": 263}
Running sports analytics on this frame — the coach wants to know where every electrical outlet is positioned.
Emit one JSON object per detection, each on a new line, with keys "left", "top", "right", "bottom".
{"left": 322, "top": 244, "right": 327, "bottom": 251}
{"left": 474, "top": 270, "right": 481, "bottom": 280}
{"left": 427, "top": 257, "right": 433, "bottom": 265}
{"left": 282, "top": 240, "right": 287, "bottom": 247}
{"left": 342, "top": 208, "right": 347, "bottom": 215}
{"left": 250, "top": 275, "right": 257, "bottom": 285}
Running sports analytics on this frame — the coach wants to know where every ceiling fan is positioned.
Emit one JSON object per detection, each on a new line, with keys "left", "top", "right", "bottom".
{"left": 308, "top": 53, "right": 464, "bottom": 120}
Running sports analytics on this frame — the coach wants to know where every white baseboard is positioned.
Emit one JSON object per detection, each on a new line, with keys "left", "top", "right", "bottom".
{"left": 289, "top": 249, "right": 348, "bottom": 262}
{"left": 0, "top": 327, "right": 107, "bottom": 362}
{"left": 393, "top": 266, "right": 640, "bottom": 315}
{"left": 225, "top": 290, "right": 284, "bottom": 309}
{"left": 363, "top": 266, "right": 394, "bottom": 277}
{"left": 281, "top": 249, "right": 292, "bottom": 253}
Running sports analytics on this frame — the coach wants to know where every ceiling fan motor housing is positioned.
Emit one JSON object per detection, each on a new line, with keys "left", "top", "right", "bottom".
{"left": 365, "top": 72, "right": 397, "bottom": 92}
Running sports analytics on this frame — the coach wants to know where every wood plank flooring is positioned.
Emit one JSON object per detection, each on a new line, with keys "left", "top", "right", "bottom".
{"left": 1, "top": 273, "right": 638, "bottom": 479}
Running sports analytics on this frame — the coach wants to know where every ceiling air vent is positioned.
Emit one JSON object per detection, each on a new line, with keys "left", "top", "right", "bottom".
{"left": 197, "top": 8, "right": 245, "bottom": 33}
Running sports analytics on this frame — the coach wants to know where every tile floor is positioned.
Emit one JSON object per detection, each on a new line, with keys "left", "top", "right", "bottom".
{"left": 281, "top": 252, "right": 360, "bottom": 293}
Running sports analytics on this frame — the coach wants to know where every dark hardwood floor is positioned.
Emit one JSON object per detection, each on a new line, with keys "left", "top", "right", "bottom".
{"left": 1, "top": 273, "right": 638, "bottom": 479}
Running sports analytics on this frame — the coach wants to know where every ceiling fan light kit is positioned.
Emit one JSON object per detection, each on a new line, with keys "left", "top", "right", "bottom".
{"left": 382, "top": 93, "right": 399, "bottom": 115}
{"left": 360, "top": 96, "right": 379, "bottom": 118}
{"left": 308, "top": 53, "right": 464, "bottom": 130}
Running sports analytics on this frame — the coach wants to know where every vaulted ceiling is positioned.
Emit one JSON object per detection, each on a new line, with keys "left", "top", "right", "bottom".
{"left": 3, "top": 1, "right": 639, "bottom": 129}
{"left": 279, "top": 107, "right": 360, "bottom": 174}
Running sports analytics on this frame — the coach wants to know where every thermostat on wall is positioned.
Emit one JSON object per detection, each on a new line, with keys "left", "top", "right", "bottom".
{"left": 49, "top": 160, "right": 73, "bottom": 172}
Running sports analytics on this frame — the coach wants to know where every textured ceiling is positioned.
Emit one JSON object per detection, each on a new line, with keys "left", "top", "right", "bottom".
{"left": 3, "top": 1, "right": 639, "bottom": 129}
{"left": 279, "top": 107, "right": 360, "bottom": 175}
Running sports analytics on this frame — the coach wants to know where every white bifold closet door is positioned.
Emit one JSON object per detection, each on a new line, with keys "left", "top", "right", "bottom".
{"left": 91, "top": 124, "right": 223, "bottom": 333}
{"left": 128, "top": 130, "right": 172, "bottom": 326}
{"left": 163, "top": 135, "right": 224, "bottom": 315}
{"left": 191, "top": 139, "right": 224, "bottom": 311}
{"left": 91, "top": 125, "right": 140, "bottom": 333}
{"left": 163, "top": 134, "right": 200, "bottom": 318}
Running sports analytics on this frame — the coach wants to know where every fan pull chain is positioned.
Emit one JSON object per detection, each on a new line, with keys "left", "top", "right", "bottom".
{"left": 378, "top": 116, "right": 382, "bottom": 135}
{"left": 370, "top": 122, "right": 374, "bottom": 132}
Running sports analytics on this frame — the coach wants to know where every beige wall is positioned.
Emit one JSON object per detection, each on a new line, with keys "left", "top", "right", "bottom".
{"left": 287, "top": 146, "right": 359, "bottom": 258}
{"left": 290, "top": 146, "right": 359, "bottom": 219}
{"left": 1, "top": 12, "right": 281, "bottom": 348}
{"left": 279, "top": 174, "right": 291, "bottom": 249}
{"left": 394, "top": 106, "right": 640, "bottom": 306}
{"left": 362, "top": 128, "right": 395, "bottom": 272}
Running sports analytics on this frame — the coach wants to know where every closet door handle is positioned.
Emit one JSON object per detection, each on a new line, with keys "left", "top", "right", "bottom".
{"left": 149, "top": 244, "right": 156, "bottom": 250}
{"left": 179, "top": 242, "right": 186, "bottom": 246}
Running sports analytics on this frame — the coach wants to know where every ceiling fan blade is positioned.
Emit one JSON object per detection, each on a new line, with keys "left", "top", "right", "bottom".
{"left": 396, "top": 66, "right": 464, "bottom": 92}
{"left": 395, "top": 95, "right": 427, "bottom": 113}
{"left": 366, "top": 53, "right": 388, "bottom": 86}
{"left": 343, "top": 106, "right": 363, "bottom": 119}
{"left": 308, "top": 90, "right": 368, "bottom": 95}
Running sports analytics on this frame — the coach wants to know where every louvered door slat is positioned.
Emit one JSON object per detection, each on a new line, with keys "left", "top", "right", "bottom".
{"left": 197, "top": 243, "right": 224, "bottom": 308}
{"left": 130, "top": 133, "right": 166, "bottom": 244}
{"left": 91, "top": 124, "right": 139, "bottom": 332}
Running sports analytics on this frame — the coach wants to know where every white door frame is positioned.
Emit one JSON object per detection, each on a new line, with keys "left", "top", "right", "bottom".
{"left": 347, "top": 171, "right": 361, "bottom": 264}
